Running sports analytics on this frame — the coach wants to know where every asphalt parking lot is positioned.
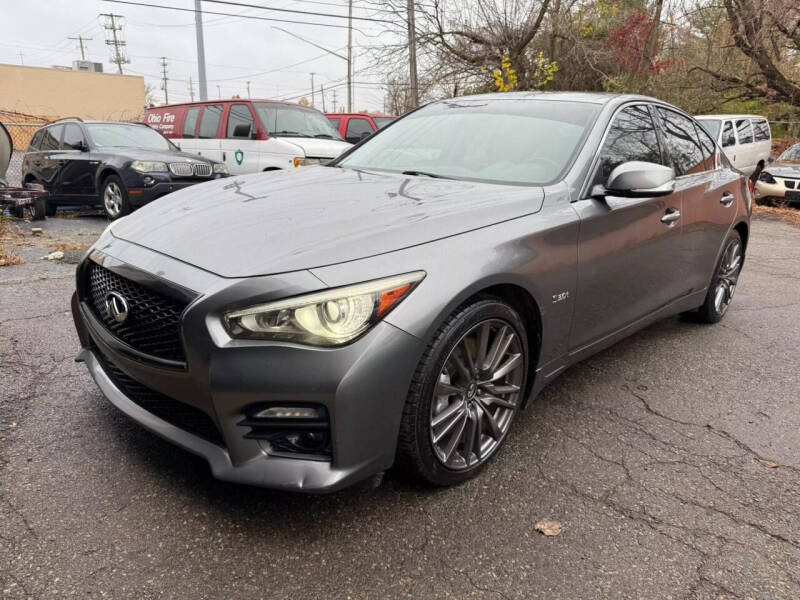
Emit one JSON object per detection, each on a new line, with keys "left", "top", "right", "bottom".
{"left": 1, "top": 213, "right": 799, "bottom": 599}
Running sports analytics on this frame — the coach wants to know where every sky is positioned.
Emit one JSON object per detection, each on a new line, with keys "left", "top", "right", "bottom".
{"left": 1, "top": 0, "right": 396, "bottom": 112}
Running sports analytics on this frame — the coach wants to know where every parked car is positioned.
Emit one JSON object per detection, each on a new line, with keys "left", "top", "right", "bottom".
{"left": 326, "top": 112, "right": 397, "bottom": 144}
{"left": 145, "top": 100, "right": 351, "bottom": 175}
{"left": 72, "top": 92, "right": 750, "bottom": 492}
{"left": 754, "top": 142, "right": 800, "bottom": 205}
{"left": 21, "top": 118, "right": 228, "bottom": 219}
{"left": 695, "top": 114, "right": 771, "bottom": 178}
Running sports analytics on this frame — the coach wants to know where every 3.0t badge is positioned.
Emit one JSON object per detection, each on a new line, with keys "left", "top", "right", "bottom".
{"left": 105, "top": 292, "right": 130, "bottom": 324}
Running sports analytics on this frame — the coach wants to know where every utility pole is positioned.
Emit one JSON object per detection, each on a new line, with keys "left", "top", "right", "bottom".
{"left": 332, "top": 88, "right": 337, "bottom": 112}
{"left": 347, "top": 0, "right": 353, "bottom": 111}
{"left": 188, "top": 75, "right": 195, "bottom": 101}
{"left": 101, "top": 13, "right": 129, "bottom": 74}
{"left": 18, "top": 51, "right": 23, "bottom": 65}
{"left": 310, "top": 72, "right": 316, "bottom": 108}
{"left": 194, "top": 0, "right": 208, "bottom": 100}
{"left": 407, "top": 0, "right": 418, "bottom": 108}
{"left": 159, "top": 57, "right": 169, "bottom": 104}
{"left": 68, "top": 35, "right": 92, "bottom": 61}
{"left": 246, "top": 81, "right": 251, "bottom": 99}
{"left": 321, "top": 84, "right": 326, "bottom": 112}
{"left": 217, "top": 84, "right": 221, "bottom": 98}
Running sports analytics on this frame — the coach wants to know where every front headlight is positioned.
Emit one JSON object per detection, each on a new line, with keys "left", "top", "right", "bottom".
{"left": 131, "top": 160, "right": 168, "bottom": 173}
{"left": 213, "top": 162, "right": 229, "bottom": 174}
{"left": 758, "top": 171, "right": 776, "bottom": 184}
{"left": 224, "top": 271, "right": 425, "bottom": 346}
{"left": 293, "top": 157, "right": 323, "bottom": 168}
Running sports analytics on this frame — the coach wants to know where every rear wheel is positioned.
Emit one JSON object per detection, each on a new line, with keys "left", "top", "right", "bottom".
{"left": 397, "top": 298, "right": 529, "bottom": 486}
{"left": 30, "top": 196, "right": 47, "bottom": 221}
{"left": 697, "top": 230, "right": 743, "bottom": 323}
{"left": 101, "top": 175, "right": 130, "bottom": 220}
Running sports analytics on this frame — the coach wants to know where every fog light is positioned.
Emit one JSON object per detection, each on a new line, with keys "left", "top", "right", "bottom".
{"left": 254, "top": 406, "right": 321, "bottom": 419}
{"left": 143, "top": 176, "right": 155, "bottom": 186}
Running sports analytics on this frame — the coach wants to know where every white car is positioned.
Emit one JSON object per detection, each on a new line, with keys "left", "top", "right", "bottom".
{"left": 695, "top": 114, "right": 771, "bottom": 178}
{"left": 145, "top": 100, "right": 352, "bottom": 175}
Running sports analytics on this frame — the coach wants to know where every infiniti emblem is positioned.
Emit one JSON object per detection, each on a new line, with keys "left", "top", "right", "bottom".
{"left": 105, "top": 292, "right": 130, "bottom": 324}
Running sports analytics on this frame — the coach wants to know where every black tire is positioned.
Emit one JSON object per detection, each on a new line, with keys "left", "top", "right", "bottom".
{"left": 9, "top": 205, "right": 24, "bottom": 219}
{"left": 697, "top": 230, "right": 744, "bottom": 324}
{"left": 30, "top": 196, "right": 47, "bottom": 221}
{"left": 750, "top": 162, "right": 764, "bottom": 183}
{"left": 45, "top": 198, "right": 57, "bottom": 217}
{"left": 396, "top": 297, "right": 529, "bottom": 486}
{"left": 100, "top": 175, "right": 131, "bottom": 220}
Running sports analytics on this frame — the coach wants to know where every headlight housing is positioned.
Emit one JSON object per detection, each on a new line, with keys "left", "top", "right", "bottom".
{"left": 293, "top": 157, "right": 323, "bottom": 168}
{"left": 224, "top": 271, "right": 425, "bottom": 346}
{"left": 213, "top": 162, "right": 229, "bottom": 174}
{"left": 131, "top": 160, "right": 168, "bottom": 173}
{"left": 758, "top": 171, "right": 776, "bottom": 184}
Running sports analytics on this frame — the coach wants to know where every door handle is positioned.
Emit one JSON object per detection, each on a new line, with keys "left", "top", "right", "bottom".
{"left": 720, "top": 192, "right": 734, "bottom": 207}
{"left": 223, "top": 151, "right": 226, "bottom": 161}
{"left": 661, "top": 208, "right": 681, "bottom": 226}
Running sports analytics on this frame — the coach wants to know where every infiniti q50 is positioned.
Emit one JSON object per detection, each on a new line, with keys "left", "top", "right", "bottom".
{"left": 72, "top": 92, "right": 750, "bottom": 491}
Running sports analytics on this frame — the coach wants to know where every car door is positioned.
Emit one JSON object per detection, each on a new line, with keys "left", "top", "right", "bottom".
{"left": 655, "top": 107, "right": 740, "bottom": 293}
{"left": 175, "top": 106, "right": 201, "bottom": 153}
{"left": 37, "top": 124, "right": 63, "bottom": 192}
{"left": 570, "top": 103, "right": 684, "bottom": 351}
{"left": 221, "top": 102, "right": 259, "bottom": 175}
{"left": 719, "top": 120, "right": 737, "bottom": 165}
{"left": 344, "top": 117, "right": 374, "bottom": 144}
{"left": 56, "top": 123, "right": 95, "bottom": 199}
{"left": 734, "top": 118, "right": 755, "bottom": 174}
{"left": 192, "top": 103, "right": 223, "bottom": 161}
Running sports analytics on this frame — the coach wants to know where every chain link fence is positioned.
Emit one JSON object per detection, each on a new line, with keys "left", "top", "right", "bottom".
{"left": 1, "top": 110, "right": 48, "bottom": 188}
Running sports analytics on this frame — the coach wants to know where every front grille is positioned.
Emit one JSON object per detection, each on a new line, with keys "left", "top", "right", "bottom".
{"left": 168, "top": 162, "right": 212, "bottom": 177}
{"left": 168, "top": 162, "right": 194, "bottom": 176}
{"left": 95, "top": 349, "right": 224, "bottom": 446}
{"left": 193, "top": 163, "right": 212, "bottom": 177}
{"left": 85, "top": 262, "right": 189, "bottom": 362}
{"left": 785, "top": 179, "right": 796, "bottom": 190}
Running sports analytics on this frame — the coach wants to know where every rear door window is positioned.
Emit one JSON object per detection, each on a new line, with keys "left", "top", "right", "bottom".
{"left": 592, "top": 104, "right": 663, "bottom": 188}
{"left": 61, "top": 124, "right": 86, "bottom": 150}
{"left": 28, "top": 129, "right": 44, "bottom": 150}
{"left": 344, "top": 117, "right": 374, "bottom": 143}
{"left": 721, "top": 121, "right": 736, "bottom": 147}
{"left": 40, "top": 125, "right": 63, "bottom": 151}
{"left": 656, "top": 107, "right": 706, "bottom": 175}
{"left": 752, "top": 119, "right": 770, "bottom": 142}
{"left": 693, "top": 122, "right": 717, "bottom": 170}
{"left": 736, "top": 119, "right": 754, "bottom": 144}
{"left": 226, "top": 104, "right": 255, "bottom": 138}
{"left": 198, "top": 104, "right": 223, "bottom": 139}
{"left": 183, "top": 107, "right": 200, "bottom": 138}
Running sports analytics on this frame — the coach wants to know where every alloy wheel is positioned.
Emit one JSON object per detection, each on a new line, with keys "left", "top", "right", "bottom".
{"left": 429, "top": 318, "right": 524, "bottom": 471}
{"left": 714, "top": 238, "right": 742, "bottom": 316}
{"left": 104, "top": 182, "right": 123, "bottom": 217}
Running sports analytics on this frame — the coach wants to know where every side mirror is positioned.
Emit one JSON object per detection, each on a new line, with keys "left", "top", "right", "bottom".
{"left": 594, "top": 161, "right": 675, "bottom": 199}
{"left": 77, "top": 140, "right": 89, "bottom": 152}
{"left": 768, "top": 156, "right": 775, "bottom": 163}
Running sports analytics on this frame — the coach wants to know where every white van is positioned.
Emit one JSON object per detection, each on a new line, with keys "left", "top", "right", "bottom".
{"left": 145, "top": 100, "right": 352, "bottom": 175}
{"left": 695, "top": 114, "right": 771, "bottom": 178}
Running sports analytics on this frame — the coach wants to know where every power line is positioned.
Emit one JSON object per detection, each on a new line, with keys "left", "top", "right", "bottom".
{"left": 100, "top": 0, "right": 389, "bottom": 29}
{"left": 200, "top": 0, "right": 390, "bottom": 23}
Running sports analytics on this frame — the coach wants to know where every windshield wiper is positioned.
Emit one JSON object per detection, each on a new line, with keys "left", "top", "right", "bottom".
{"left": 401, "top": 170, "right": 450, "bottom": 179}
{"left": 313, "top": 133, "right": 333, "bottom": 139}
{"left": 272, "top": 130, "right": 301, "bottom": 136}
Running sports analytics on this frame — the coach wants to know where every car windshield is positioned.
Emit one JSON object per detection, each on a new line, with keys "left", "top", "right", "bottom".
{"left": 86, "top": 123, "right": 174, "bottom": 151}
{"left": 778, "top": 144, "right": 800, "bottom": 161}
{"left": 253, "top": 102, "right": 343, "bottom": 140}
{"left": 335, "top": 99, "right": 600, "bottom": 185}
{"left": 697, "top": 119, "right": 721, "bottom": 140}
{"left": 372, "top": 117, "right": 395, "bottom": 129}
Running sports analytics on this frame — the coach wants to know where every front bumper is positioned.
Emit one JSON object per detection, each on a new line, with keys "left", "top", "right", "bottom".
{"left": 71, "top": 239, "right": 425, "bottom": 492}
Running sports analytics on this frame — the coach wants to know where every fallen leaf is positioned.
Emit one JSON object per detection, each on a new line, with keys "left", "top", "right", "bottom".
{"left": 534, "top": 520, "right": 562, "bottom": 536}
{"left": 759, "top": 459, "right": 779, "bottom": 468}
{"left": 10, "top": 422, "right": 17, "bottom": 428}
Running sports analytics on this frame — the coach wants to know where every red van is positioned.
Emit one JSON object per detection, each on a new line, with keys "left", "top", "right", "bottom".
{"left": 144, "top": 100, "right": 351, "bottom": 175}
{"left": 326, "top": 113, "right": 397, "bottom": 144}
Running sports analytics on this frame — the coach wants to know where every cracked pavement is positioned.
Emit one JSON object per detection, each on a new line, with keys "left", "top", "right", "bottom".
{"left": 1, "top": 213, "right": 799, "bottom": 599}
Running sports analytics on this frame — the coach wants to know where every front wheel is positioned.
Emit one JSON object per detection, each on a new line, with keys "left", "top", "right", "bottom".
{"left": 396, "top": 298, "right": 529, "bottom": 486}
{"left": 101, "top": 175, "right": 131, "bottom": 220}
{"left": 697, "top": 230, "right": 743, "bottom": 323}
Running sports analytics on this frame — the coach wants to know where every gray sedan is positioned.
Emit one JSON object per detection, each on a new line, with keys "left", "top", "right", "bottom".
{"left": 71, "top": 92, "right": 751, "bottom": 492}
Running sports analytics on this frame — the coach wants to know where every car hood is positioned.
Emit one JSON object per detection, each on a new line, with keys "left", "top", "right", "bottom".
{"left": 766, "top": 161, "right": 800, "bottom": 177}
{"left": 108, "top": 147, "right": 216, "bottom": 164}
{"left": 0, "top": 122, "right": 11, "bottom": 179}
{"left": 111, "top": 167, "right": 545, "bottom": 277}
{"left": 274, "top": 136, "right": 352, "bottom": 159}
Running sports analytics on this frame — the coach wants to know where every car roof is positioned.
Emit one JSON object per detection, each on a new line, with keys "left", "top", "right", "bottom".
{"left": 695, "top": 114, "right": 768, "bottom": 120}
{"left": 427, "top": 91, "right": 663, "bottom": 106}
{"left": 326, "top": 112, "right": 396, "bottom": 118}
{"left": 146, "top": 99, "right": 313, "bottom": 109}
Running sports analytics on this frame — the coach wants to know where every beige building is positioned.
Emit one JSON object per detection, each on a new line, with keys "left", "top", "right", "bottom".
{"left": 0, "top": 63, "right": 145, "bottom": 122}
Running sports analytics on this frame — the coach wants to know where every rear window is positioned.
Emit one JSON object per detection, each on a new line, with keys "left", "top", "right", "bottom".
{"left": 183, "top": 107, "right": 200, "bottom": 138}
{"left": 40, "top": 125, "right": 62, "bottom": 151}
{"left": 198, "top": 104, "right": 223, "bottom": 139}
{"left": 28, "top": 129, "right": 44, "bottom": 150}
{"left": 736, "top": 119, "right": 754, "bottom": 144}
{"left": 227, "top": 104, "right": 255, "bottom": 138}
{"left": 752, "top": 119, "right": 770, "bottom": 142}
{"left": 721, "top": 121, "right": 736, "bottom": 147}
